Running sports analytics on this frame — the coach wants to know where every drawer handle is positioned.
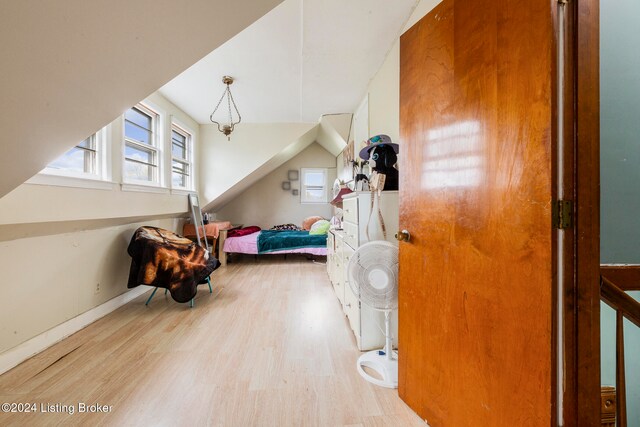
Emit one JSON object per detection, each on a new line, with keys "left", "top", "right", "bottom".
{"left": 346, "top": 303, "right": 351, "bottom": 308}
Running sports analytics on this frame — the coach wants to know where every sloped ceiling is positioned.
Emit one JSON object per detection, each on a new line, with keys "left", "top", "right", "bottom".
{"left": 162, "top": 0, "right": 418, "bottom": 211}
{"left": 0, "top": 0, "right": 283, "bottom": 199}
{"left": 159, "top": 0, "right": 418, "bottom": 124}
{"left": 316, "top": 113, "right": 353, "bottom": 156}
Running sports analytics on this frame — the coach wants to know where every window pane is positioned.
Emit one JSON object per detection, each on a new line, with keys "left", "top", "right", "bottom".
{"left": 125, "top": 107, "right": 152, "bottom": 131}
{"left": 77, "top": 137, "right": 94, "bottom": 149}
{"left": 172, "top": 130, "right": 187, "bottom": 158}
{"left": 172, "top": 160, "right": 188, "bottom": 174}
{"left": 304, "top": 188, "right": 325, "bottom": 202}
{"left": 124, "top": 144, "right": 154, "bottom": 165}
{"left": 172, "top": 130, "right": 186, "bottom": 143}
{"left": 125, "top": 121, "right": 152, "bottom": 144}
{"left": 304, "top": 171, "right": 325, "bottom": 186}
{"left": 172, "top": 142, "right": 186, "bottom": 159}
{"left": 172, "top": 145, "right": 186, "bottom": 159}
{"left": 49, "top": 147, "right": 89, "bottom": 173}
{"left": 172, "top": 160, "right": 189, "bottom": 188}
{"left": 172, "top": 172, "right": 186, "bottom": 188}
{"left": 124, "top": 159, "right": 153, "bottom": 181}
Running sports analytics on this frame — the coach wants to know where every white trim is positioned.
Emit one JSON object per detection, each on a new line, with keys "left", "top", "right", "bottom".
{"left": 0, "top": 286, "right": 149, "bottom": 376}
{"left": 122, "top": 102, "right": 164, "bottom": 186}
{"left": 301, "top": 167, "right": 329, "bottom": 204}
{"left": 100, "top": 124, "right": 113, "bottom": 182}
{"left": 41, "top": 125, "right": 111, "bottom": 183}
{"left": 26, "top": 174, "right": 116, "bottom": 191}
{"left": 170, "top": 188, "right": 194, "bottom": 196}
{"left": 170, "top": 116, "right": 194, "bottom": 138}
{"left": 170, "top": 117, "right": 195, "bottom": 192}
{"left": 121, "top": 183, "right": 170, "bottom": 194}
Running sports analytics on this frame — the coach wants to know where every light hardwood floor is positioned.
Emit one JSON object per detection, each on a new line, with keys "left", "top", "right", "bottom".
{"left": 0, "top": 256, "right": 424, "bottom": 426}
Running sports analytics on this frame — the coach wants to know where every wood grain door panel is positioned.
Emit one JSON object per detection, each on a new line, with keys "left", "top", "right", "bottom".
{"left": 398, "top": 1, "right": 555, "bottom": 425}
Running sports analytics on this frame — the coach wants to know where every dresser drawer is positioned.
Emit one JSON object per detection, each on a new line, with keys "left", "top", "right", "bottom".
{"left": 333, "top": 234, "right": 345, "bottom": 306}
{"left": 343, "top": 221, "right": 358, "bottom": 249}
{"left": 342, "top": 244, "right": 360, "bottom": 338}
{"left": 343, "top": 197, "right": 358, "bottom": 224}
{"left": 327, "top": 231, "right": 335, "bottom": 253}
{"left": 344, "top": 281, "right": 361, "bottom": 340}
{"left": 342, "top": 243, "right": 355, "bottom": 273}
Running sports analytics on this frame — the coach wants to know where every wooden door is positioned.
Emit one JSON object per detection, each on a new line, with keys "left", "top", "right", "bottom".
{"left": 398, "top": 1, "right": 556, "bottom": 425}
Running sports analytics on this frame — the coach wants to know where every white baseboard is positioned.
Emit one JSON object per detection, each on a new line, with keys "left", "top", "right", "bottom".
{"left": 0, "top": 286, "right": 150, "bottom": 376}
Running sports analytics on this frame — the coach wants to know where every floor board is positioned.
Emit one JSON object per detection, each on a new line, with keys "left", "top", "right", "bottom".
{"left": 0, "top": 256, "right": 425, "bottom": 426}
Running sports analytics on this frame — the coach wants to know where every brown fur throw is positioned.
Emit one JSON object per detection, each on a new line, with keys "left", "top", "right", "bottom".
{"left": 127, "top": 226, "right": 220, "bottom": 303}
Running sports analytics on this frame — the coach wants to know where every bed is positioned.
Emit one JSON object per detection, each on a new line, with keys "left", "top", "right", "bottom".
{"left": 223, "top": 229, "right": 327, "bottom": 262}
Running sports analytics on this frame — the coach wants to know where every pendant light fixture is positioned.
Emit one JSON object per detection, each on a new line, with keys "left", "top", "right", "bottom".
{"left": 209, "top": 75, "right": 241, "bottom": 140}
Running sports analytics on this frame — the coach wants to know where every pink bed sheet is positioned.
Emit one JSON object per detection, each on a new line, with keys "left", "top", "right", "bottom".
{"left": 223, "top": 232, "right": 327, "bottom": 256}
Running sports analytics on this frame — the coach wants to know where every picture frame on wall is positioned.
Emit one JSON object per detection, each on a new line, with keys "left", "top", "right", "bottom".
{"left": 342, "top": 140, "right": 355, "bottom": 168}
{"left": 292, "top": 189, "right": 299, "bottom": 196}
{"left": 288, "top": 170, "right": 299, "bottom": 181}
{"left": 282, "top": 181, "right": 291, "bottom": 190}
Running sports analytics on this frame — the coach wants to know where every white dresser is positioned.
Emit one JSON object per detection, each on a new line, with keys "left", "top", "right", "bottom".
{"left": 327, "top": 190, "right": 399, "bottom": 351}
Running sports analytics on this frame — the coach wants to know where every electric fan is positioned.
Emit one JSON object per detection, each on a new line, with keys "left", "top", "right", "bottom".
{"left": 347, "top": 240, "right": 399, "bottom": 388}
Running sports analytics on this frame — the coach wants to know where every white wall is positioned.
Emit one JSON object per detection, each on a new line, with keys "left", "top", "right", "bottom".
{"left": 368, "top": 42, "right": 400, "bottom": 145}
{"left": 364, "top": 0, "right": 442, "bottom": 147}
{"left": 600, "top": 0, "right": 640, "bottom": 424}
{"left": 336, "top": 0, "right": 441, "bottom": 182}
{"left": 215, "top": 143, "right": 336, "bottom": 229}
{"left": 0, "top": 218, "right": 180, "bottom": 354}
{"left": 0, "top": 91, "right": 198, "bottom": 356}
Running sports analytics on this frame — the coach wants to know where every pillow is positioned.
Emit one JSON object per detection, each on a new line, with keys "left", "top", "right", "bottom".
{"left": 270, "top": 223, "right": 300, "bottom": 231}
{"left": 309, "top": 220, "right": 330, "bottom": 235}
{"left": 302, "top": 216, "right": 325, "bottom": 231}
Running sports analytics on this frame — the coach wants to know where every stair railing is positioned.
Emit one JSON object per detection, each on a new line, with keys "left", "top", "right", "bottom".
{"left": 600, "top": 265, "right": 640, "bottom": 427}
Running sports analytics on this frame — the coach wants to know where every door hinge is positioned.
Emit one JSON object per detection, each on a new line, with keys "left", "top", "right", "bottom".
{"left": 552, "top": 200, "right": 573, "bottom": 229}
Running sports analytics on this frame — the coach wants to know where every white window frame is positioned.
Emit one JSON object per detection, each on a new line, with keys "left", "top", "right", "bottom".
{"left": 30, "top": 125, "right": 113, "bottom": 190}
{"left": 301, "top": 168, "right": 329, "bottom": 204}
{"left": 122, "top": 102, "right": 162, "bottom": 187}
{"left": 41, "top": 128, "right": 107, "bottom": 181}
{"left": 170, "top": 120, "right": 194, "bottom": 191}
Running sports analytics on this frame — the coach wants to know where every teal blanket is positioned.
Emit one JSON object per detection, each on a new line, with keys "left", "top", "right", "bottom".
{"left": 257, "top": 230, "right": 327, "bottom": 253}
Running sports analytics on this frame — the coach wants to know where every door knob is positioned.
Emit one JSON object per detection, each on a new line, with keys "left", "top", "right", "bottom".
{"left": 395, "top": 230, "right": 411, "bottom": 242}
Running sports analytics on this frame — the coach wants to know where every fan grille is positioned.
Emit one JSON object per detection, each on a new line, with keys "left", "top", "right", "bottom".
{"left": 347, "top": 241, "right": 398, "bottom": 310}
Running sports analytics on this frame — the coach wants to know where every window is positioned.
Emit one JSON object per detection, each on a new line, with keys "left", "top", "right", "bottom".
{"left": 301, "top": 168, "right": 328, "bottom": 203}
{"left": 171, "top": 123, "right": 193, "bottom": 190}
{"left": 42, "top": 124, "right": 110, "bottom": 183}
{"left": 47, "top": 135, "right": 98, "bottom": 176}
{"left": 123, "top": 104, "right": 160, "bottom": 184}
